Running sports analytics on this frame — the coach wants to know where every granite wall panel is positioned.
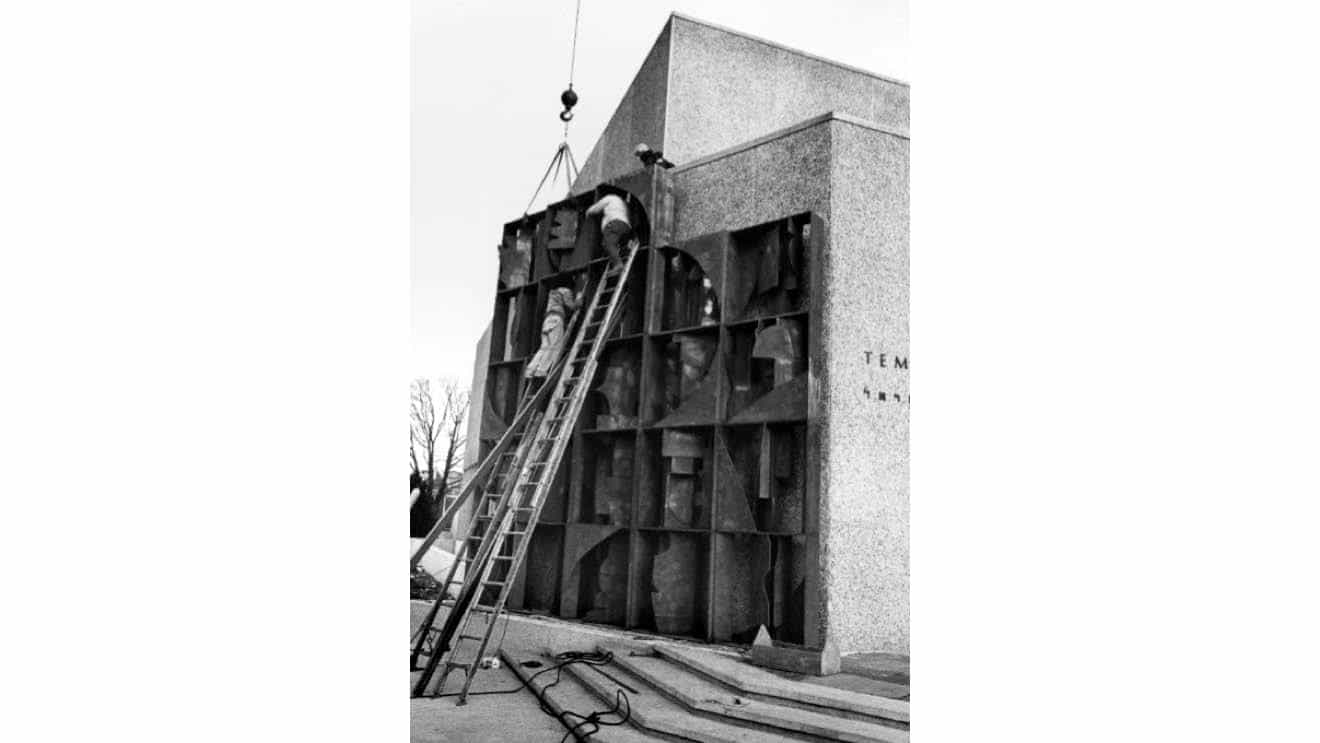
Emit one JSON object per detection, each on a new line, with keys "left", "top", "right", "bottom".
{"left": 571, "top": 23, "right": 670, "bottom": 193}
{"left": 665, "top": 15, "right": 908, "bottom": 167}
{"left": 670, "top": 121, "right": 831, "bottom": 242}
{"left": 820, "top": 120, "right": 910, "bottom": 654}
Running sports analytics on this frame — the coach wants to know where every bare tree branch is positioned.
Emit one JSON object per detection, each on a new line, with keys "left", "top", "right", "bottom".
{"left": 410, "top": 377, "right": 470, "bottom": 511}
{"left": 435, "top": 381, "right": 470, "bottom": 500}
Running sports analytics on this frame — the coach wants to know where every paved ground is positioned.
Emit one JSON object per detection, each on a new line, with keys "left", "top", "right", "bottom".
{"left": 805, "top": 651, "right": 911, "bottom": 700}
{"left": 410, "top": 601, "right": 911, "bottom": 739}
{"left": 410, "top": 661, "right": 571, "bottom": 743}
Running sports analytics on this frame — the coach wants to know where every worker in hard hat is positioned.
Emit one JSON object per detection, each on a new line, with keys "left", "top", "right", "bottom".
{"left": 586, "top": 193, "right": 633, "bottom": 266}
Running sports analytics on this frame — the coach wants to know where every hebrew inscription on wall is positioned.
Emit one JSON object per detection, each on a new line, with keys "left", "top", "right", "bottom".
{"left": 860, "top": 350, "right": 909, "bottom": 405}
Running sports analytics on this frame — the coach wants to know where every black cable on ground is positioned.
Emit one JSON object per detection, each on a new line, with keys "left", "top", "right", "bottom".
{"left": 427, "top": 649, "right": 632, "bottom": 742}
{"left": 530, "top": 651, "right": 632, "bottom": 743}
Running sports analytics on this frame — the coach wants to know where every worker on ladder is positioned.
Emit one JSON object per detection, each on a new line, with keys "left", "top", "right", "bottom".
{"left": 586, "top": 192, "right": 633, "bottom": 266}
{"left": 523, "top": 281, "right": 583, "bottom": 396}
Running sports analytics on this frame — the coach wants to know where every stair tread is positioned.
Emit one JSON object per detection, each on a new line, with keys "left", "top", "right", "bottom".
{"left": 601, "top": 646, "right": 908, "bottom": 743}
{"left": 501, "top": 647, "right": 663, "bottom": 743}
{"left": 552, "top": 648, "right": 781, "bottom": 743}
{"left": 654, "top": 644, "right": 910, "bottom": 722}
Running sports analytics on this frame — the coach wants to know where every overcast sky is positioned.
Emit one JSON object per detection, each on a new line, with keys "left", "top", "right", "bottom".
{"left": 411, "top": 0, "right": 909, "bottom": 386}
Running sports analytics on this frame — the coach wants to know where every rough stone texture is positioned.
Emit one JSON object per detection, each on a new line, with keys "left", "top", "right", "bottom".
{"left": 671, "top": 120, "right": 831, "bottom": 242}
{"left": 665, "top": 15, "right": 909, "bottom": 166}
{"left": 819, "top": 120, "right": 910, "bottom": 654}
{"left": 667, "top": 115, "right": 909, "bottom": 654}
{"left": 569, "top": 13, "right": 909, "bottom": 192}
{"left": 571, "top": 22, "right": 670, "bottom": 193}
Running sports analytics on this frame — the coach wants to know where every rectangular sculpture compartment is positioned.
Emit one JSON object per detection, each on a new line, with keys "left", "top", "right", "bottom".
{"left": 631, "top": 531, "right": 709, "bottom": 635}
{"left": 576, "top": 431, "right": 635, "bottom": 526}
{"left": 482, "top": 187, "right": 819, "bottom": 644}
{"left": 729, "top": 214, "right": 811, "bottom": 321}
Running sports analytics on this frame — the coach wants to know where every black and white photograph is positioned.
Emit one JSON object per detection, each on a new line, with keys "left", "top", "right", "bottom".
{"left": 410, "top": 2, "right": 909, "bottom": 740}
{"left": 6, "top": 1, "right": 1320, "bottom": 742}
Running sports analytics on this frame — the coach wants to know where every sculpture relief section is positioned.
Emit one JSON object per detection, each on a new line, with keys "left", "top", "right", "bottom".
{"left": 483, "top": 183, "right": 815, "bottom": 646}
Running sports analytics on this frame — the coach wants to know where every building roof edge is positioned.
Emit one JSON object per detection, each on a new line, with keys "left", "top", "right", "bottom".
{"left": 671, "top": 112, "right": 908, "bottom": 175}
{"left": 669, "top": 12, "right": 910, "bottom": 88}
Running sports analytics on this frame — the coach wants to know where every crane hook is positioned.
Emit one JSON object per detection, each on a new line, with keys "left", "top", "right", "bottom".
{"left": 559, "top": 86, "right": 578, "bottom": 123}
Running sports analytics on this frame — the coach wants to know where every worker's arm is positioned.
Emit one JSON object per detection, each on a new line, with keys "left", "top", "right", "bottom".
{"left": 585, "top": 198, "right": 604, "bottom": 217}
{"left": 572, "top": 276, "right": 586, "bottom": 308}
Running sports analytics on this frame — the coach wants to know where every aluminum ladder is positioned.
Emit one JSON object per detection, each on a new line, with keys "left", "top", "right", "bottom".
{"left": 411, "top": 244, "right": 640, "bottom": 701}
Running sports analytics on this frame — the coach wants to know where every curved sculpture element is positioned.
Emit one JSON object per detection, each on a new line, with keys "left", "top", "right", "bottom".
{"left": 593, "top": 346, "right": 639, "bottom": 429}
{"left": 582, "top": 535, "right": 628, "bottom": 625}
{"left": 654, "top": 333, "right": 722, "bottom": 428}
{"left": 662, "top": 245, "right": 722, "bottom": 331}
{"left": 651, "top": 534, "right": 699, "bottom": 635}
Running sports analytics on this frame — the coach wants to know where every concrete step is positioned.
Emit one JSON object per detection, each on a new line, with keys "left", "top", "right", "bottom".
{"left": 554, "top": 646, "right": 806, "bottom": 742}
{"left": 602, "top": 645, "right": 908, "bottom": 743}
{"left": 501, "top": 647, "right": 667, "bottom": 743}
{"left": 652, "top": 643, "right": 909, "bottom": 728}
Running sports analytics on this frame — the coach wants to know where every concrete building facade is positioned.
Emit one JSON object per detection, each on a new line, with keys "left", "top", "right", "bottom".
{"left": 464, "top": 14, "right": 908, "bottom": 656}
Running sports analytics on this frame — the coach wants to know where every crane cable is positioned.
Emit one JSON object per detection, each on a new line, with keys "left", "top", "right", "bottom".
{"left": 568, "top": 0, "right": 582, "bottom": 92}
{"left": 524, "top": 0, "right": 585, "bottom": 214}
{"left": 559, "top": 0, "right": 584, "bottom": 132}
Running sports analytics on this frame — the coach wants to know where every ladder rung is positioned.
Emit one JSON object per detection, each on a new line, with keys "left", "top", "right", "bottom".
{"left": 458, "top": 633, "right": 487, "bottom": 641}
{"left": 483, "top": 580, "right": 507, "bottom": 589}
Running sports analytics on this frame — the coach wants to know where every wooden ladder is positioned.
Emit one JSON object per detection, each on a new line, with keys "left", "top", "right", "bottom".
{"left": 411, "top": 244, "right": 640, "bottom": 701}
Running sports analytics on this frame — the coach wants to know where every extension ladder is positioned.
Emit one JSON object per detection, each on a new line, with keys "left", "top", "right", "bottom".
{"left": 411, "top": 244, "right": 640, "bottom": 701}
{"left": 409, "top": 407, "right": 543, "bottom": 671}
